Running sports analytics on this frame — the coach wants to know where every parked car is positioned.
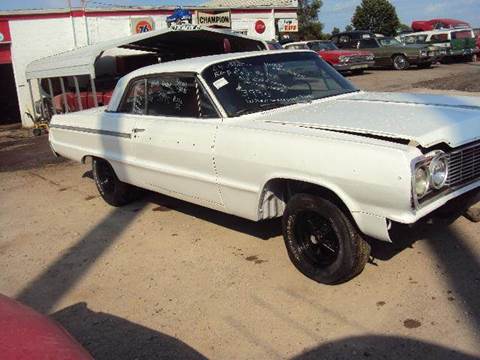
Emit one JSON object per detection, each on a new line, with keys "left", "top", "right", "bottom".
{"left": 0, "top": 294, "right": 92, "bottom": 359}
{"left": 331, "top": 31, "right": 377, "bottom": 49}
{"left": 411, "top": 18, "right": 471, "bottom": 32}
{"left": 334, "top": 34, "right": 441, "bottom": 70}
{"left": 283, "top": 40, "right": 374, "bottom": 74}
{"left": 398, "top": 28, "right": 479, "bottom": 62}
{"left": 49, "top": 50, "right": 480, "bottom": 284}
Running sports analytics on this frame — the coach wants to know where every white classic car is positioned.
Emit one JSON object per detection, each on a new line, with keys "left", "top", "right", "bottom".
{"left": 49, "top": 50, "right": 480, "bottom": 284}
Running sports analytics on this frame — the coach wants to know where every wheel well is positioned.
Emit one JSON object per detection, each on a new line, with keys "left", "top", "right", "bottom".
{"left": 258, "top": 178, "right": 352, "bottom": 220}
{"left": 81, "top": 155, "right": 94, "bottom": 164}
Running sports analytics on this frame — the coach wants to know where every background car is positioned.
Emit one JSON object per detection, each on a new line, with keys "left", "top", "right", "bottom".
{"left": 284, "top": 40, "right": 374, "bottom": 74}
{"left": 333, "top": 34, "right": 441, "bottom": 70}
{"left": 399, "top": 28, "right": 478, "bottom": 62}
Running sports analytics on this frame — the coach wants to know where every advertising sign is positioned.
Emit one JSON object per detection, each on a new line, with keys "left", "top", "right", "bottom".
{"left": 0, "top": 21, "right": 11, "bottom": 43}
{"left": 197, "top": 11, "right": 231, "bottom": 28}
{"left": 255, "top": 20, "right": 266, "bottom": 34}
{"left": 278, "top": 19, "right": 298, "bottom": 32}
{"left": 131, "top": 17, "right": 155, "bottom": 34}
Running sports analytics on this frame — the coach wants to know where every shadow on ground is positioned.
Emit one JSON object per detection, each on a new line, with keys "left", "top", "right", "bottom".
{"left": 0, "top": 134, "right": 67, "bottom": 172}
{"left": 293, "top": 335, "right": 479, "bottom": 360}
{"left": 146, "top": 191, "right": 282, "bottom": 241}
{"left": 52, "top": 302, "right": 206, "bottom": 360}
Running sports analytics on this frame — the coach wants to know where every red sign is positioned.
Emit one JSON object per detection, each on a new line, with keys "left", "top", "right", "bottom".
{"left": 135, "top": 20, "right": 153, "bottom": 33}
{"left": 255, "top": 20, "right": 266, "bottom": 34}
{"left": 0, "top": 20, "right": 11, "bottom": 43}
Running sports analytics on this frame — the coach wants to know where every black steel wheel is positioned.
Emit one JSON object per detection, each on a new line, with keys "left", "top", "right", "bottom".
{"left": 282, "top": 193, "right": 371, "bottom": 284}
{"left": 92, "top": 158, "right": 139, "bottom": 207}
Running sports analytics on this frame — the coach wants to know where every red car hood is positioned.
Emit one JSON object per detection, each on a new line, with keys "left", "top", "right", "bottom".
{"left": 0, "top": 294, "right": 92, "bottom": 360}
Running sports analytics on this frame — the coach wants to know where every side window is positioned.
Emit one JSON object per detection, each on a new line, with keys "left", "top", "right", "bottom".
{"left": 118, "top": 79, "right": 146, "bottom": 114}
{"left": 358, "top": 39, "right": 379, "bottom": 48}
{"left": 146, "top": 75, "right": 218, "bottom": 118}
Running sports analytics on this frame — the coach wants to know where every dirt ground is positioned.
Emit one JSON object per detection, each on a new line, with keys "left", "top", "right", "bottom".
{"left": 1, "top": 62, "right": 480, "bottom": 360}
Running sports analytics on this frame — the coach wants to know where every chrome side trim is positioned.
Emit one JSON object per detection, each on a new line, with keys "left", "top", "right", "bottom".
{"left": 50, "top": 124, "right": 131, "bottom": 139}
{"left": 340, "top": 98, "right": 480, "bottom": 111}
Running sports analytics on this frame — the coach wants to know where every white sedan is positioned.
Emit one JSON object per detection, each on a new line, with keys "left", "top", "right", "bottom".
{"left": 49, "top": 50, "right": 480, "bottom": 284}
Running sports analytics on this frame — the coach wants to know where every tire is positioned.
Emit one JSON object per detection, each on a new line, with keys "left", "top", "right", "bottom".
{"left": 392, "top": 55, "right": 410, "bottom": 70}
{"left": 32, "top": 128, "right": 42, "bottom": 137}
{"left": 282, "top": 193, "right": 371, "bottom": 284}
{"left": 92, "top": 158, "right": 139, "bottom": 207}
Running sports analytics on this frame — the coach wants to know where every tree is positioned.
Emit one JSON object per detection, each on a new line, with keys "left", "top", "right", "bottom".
{"left": 332, "top": 27, "right": 340, "bottom": 35}
{"left": 397, "top": 23, "right": 412, "bottom": 34}
{"left": 345, "top": 24, "right": 353, "bottom": 32}
{"left": 351, "top": 0, "right": 400, "bottom": 36}
{"left": 298, "top": 0, "right": 324, "bottom": 40}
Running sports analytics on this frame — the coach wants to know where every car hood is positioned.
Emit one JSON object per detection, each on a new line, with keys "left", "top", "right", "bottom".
{"left": 257, "top": 91, "right": 480, "bottom": 148}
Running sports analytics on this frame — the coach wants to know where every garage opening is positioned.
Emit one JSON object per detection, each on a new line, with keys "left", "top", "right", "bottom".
{"left": 0, "top": 63, "right": 20, "bottom": 125}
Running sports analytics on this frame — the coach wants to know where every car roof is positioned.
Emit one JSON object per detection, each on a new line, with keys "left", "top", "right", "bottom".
{"left": 124, "top": 49, "right": 311, "bottom": 79}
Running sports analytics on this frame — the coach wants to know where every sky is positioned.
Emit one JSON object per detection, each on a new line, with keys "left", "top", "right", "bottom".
{"left": 0, "top": 0, "right": 479, "bottom": 32}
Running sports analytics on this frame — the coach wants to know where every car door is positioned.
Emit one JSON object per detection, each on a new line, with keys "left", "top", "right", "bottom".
{"left": 95, "top": 78, "right": 146, "bottom": 183}
{"left": 358, "top": 39, "right": 385, "bottom": 66}
{"left": 130, "top": 73, "right": 224, "bottom": 207}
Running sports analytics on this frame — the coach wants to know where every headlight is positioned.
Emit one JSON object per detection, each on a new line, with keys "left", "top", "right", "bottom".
{"left": 339, "top": 56, "right": 349, "bottom": 62}
{"left": 414, "top": 166, "right": 430, "bottom": 199}
{"left": 429, "top": 154, "right": 449, "bottom": 189}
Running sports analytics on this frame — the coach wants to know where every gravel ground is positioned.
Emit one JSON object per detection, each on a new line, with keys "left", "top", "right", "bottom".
{"left": 0, "top": 62, "right": 479, "bottom": 360}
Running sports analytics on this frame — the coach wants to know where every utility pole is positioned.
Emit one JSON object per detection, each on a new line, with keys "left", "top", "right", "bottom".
{"left": 81, "top": 0, "right": 91, "bottom": 45}
{"left": 67, "top": 0, "right": 78, "bottom": 48}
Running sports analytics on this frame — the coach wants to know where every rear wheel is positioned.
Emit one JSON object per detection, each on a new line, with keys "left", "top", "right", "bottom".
{"left": 392, "top": 55, "right": 410, "bottom": 70}
{"left": 92, "top": 158, "right": 139, "bottom": 207}
{"left": 282, "top": 194, "right": 371, "bottom": 284}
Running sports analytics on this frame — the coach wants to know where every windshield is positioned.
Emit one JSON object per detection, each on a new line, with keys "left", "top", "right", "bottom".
{"left": 308, "top": 41, "right": 338, "bottom": 51}
{"left": 378, "top": 38, "right": 402, "bottom": 47}
{"left": 202, "top": 52, "right": 357, "bottom": 117}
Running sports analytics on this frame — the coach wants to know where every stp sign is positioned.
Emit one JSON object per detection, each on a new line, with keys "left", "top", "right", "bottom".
{"left": 255, "top": 20, "right": 266, "bottom": 34}
{"left": 131, "top": 18, "right": 155, "bottom": 34}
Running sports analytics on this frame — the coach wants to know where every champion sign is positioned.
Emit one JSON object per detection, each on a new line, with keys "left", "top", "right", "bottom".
{"left": 197, "top": 11, "right": 231, "bottom": 28}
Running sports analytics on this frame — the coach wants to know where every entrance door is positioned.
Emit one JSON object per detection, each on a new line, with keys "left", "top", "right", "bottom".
{"left": 0, "top": 63, "right": 20, "bottom": 125}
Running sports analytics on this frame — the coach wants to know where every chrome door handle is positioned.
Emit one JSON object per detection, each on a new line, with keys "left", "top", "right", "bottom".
{"left": 132, "top": 128, "right": 146, "bottom": 133}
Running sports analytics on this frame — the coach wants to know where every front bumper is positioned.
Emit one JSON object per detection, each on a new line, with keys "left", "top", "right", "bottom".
{"left": 352, "top": 180, "right": 480, "bottom": 242}
{"left": 334, "top": 61, "right": 375, "bottom": 71}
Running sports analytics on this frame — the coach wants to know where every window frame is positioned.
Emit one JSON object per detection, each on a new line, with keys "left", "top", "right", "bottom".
{"left": 116, "top": 71, "right": 222, "bottom": 119}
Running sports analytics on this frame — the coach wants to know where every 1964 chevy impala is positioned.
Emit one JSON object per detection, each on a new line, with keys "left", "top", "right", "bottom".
{"left": 49, "top": 50, "right": 480, "bottom": 284}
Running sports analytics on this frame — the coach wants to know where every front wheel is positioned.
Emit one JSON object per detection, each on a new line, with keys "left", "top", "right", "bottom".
{"left": 92, "top": 158, "right": 139, "bottom": 207}
{"left": 392, "top": 55, "right": 410, "bottom": 70}
{"left": 282, "top": 194, "right": 371, "bottom": 284}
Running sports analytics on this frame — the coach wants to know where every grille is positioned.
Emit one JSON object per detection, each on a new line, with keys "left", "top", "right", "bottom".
{"left": 349, "top": 55, "right": 370, "bottom": 63}
{"left": 446, "top": 141, "right": 480, "bottom": 187}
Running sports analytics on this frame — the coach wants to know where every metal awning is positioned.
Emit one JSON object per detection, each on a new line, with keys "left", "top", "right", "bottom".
{"left": 25, "top": 25, "right": 267, "bottom": 80}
